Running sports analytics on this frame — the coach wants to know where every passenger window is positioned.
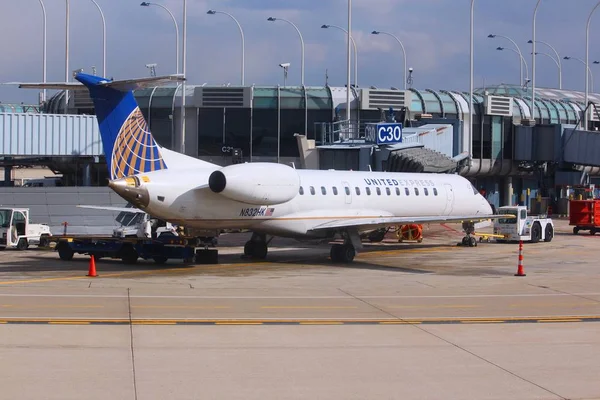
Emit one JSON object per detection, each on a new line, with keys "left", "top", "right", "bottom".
{"left": 310, "top": 186, "right": 315, "bottom": 195}
{"left": 386, "top": 187, "right": 391, "bottom": 196}
{"left": 365, "top": 187, "right": 371, "bottom": 195}
{"left": 355, "top": 187, "right": 361, "bottom": 195}
{"left": 345, "top": 187, "right": 350, "bottom": 195}
{"left": 405, "top": 188, "right": 410, "bottom": 196}
{"left": 321, "top": 186, "right": 327, "bottom": 195}
{"left": 299, "top": 186, "right": 304, "bottom": 195}
{"left": 396, "top": 187, "right": 401, "bottom": 196}
{"left": 433, "top": 188, "right": 438, "bottom": 196}
{"left": 376, "top": 187, "right": 381, "bottom": 195}
{"left": 415, "top": 188, "right": 419, "bottom": 196}
{"left": 332, "top": 187, "right": 338, "bottom": 195}
{"left": 424, "top": 188, "right": 429, "bottom": 196}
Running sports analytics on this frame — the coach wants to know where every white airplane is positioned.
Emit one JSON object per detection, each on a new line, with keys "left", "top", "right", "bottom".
{"left": 17, "top": 73, "right": 499, "bottom": 263}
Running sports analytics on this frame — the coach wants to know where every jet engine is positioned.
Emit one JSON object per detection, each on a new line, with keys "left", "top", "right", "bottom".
{"left": 208, "top": 163, "right": 300, "bottom": 205}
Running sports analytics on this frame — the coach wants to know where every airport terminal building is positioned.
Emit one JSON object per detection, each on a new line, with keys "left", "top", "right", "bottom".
{"left": 2, "top": 81, "right": 600, "bottom": 211}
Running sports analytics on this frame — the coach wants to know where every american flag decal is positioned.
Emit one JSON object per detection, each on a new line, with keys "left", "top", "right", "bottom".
{"left": 265, "top": 208, "right": 275, "bottom": 216}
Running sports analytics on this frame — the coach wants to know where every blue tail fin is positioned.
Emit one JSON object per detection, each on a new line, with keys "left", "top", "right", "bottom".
{"left": 75, "top": 73, "right": 167, "bottom": 180}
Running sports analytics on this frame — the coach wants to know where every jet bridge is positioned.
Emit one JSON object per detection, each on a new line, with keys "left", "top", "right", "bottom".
{"left": 378, "top": 124, "right": 461, "bottom": 173}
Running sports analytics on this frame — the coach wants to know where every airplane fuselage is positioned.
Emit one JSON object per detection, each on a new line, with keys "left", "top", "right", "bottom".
{"left": 111, "top": 167, "right": 492, "bottom": 239}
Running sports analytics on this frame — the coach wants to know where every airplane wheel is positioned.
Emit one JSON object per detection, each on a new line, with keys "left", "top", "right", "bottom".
{"left": 339, "top": 244, "right": 355, "bottom": 263}
{"left": 469, "top": 237, "right": 477, "bottom": 247}
{"left": 243, "top": 241, "right": 254, "bottom": 256}
{"left": 461, "top": 237, "right": 470, "bottom": 246}
{"left": 330, "top": 244, "right": 343, "bottom": 262}
{"left": 252, "top": 242, "right": 268, "bottom": 259}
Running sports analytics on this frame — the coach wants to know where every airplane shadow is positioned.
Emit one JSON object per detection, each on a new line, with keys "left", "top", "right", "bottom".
{"left": 0, "top": 241, "right": 456, "bottom": 276}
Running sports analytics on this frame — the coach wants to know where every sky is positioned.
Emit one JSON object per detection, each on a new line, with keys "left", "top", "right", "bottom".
{"left": 1, "top": 0, "right": 600, "bottom": 104}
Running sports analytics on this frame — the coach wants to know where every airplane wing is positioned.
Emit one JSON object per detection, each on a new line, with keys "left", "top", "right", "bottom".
{"left": 308, "top": 214, "right": 509, "bottom": 232}
{"left": 77, "top": 205, "right": 141, "bottom": 213}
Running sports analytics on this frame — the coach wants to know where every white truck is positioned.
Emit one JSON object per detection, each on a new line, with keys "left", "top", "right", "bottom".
{"left": 0, "top": 208, "right": 52, "bottom": 250}
{"left": 493, "top": 206, "right": 554, "bottom": 243}
{"left": 112, "top": 208, "right": 178, "bottom": 239}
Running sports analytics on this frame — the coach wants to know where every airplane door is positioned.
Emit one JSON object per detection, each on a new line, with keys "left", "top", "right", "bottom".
{"left": 342, "top": 181, "right": 352, "bottom": 204}
{"left": 443, "top": 184, "right": 454, "bottom": 215}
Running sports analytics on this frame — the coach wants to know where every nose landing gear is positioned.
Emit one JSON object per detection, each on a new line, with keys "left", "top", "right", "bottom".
{"left": 457, "top": 221, "right": 478, "bottom": 247}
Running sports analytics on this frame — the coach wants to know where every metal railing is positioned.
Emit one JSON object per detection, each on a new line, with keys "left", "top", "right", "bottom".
{"left": 313, "top": 119, "right": 383, "bottom": 145}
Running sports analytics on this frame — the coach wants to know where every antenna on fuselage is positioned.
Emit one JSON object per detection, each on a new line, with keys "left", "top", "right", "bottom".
{"left": 368, "top": 165, "right": 372, "bottom": 172}
{"left": 290, "top": 162, "right": 296, "bottom": 169}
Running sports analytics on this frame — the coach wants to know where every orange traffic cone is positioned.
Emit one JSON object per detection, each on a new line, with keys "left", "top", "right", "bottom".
{"left": 87, "top": 255, "right": 98, "bottom": 277}
{"left": 514, "top": 240, "right": 526, "bottom": 276}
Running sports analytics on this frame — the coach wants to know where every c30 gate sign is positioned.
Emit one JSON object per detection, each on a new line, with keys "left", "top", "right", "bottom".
{"left": 364, "top": 123, "right": 403, "bottom": 145}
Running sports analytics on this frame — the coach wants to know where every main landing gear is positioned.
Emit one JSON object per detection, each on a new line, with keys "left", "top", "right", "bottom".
{"left": 243, "top": 233, "right": 270, "bottom": 259}
{"left": 330, "top": 229, "right": 362, "bottom": 263}
{"left": 457, "top": 221, "right": 477, "bottom": 247}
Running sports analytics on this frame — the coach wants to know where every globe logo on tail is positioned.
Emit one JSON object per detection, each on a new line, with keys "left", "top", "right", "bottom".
{"left": 110, "top": 107, "right": 167, "bottom": 180}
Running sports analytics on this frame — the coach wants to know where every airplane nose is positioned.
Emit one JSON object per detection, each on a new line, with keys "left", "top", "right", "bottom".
{"left": 108, "top": 176, "right": 150, "bottom": 208}
{"left": 481, "top": 199, "right": 493, "bottom": 215}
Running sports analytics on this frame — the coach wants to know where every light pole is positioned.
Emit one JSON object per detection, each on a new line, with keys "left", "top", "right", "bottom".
{"left": 564, "top": 56, "right": 595, "bottom": 93}
{"left": 488, "top": 34, "right": 524, "bottom": 84}
{"left": 531, "top": 0, "right": 543, "bottom": 121}
{"left": 207, "top": 10, "right": 245, "bottom": 85}
{"left": 181, "top": 0, "right": 187, "bottom": 154}
{"left": 38, "top": 0, "right": 47, "bottom": 103}
{"left": 322, "top": 24, "right": 357, "bottom": 87}
{"left": 64, "top": 0, "right": 70, "bottom": 110}
{"left": 346, "top": 0, "right": 351, "bottom": 122}
{"left": 140, "top": 2, "right": 180, "bottom": 74}
{"left": 371, "top": 30, "right": 407, "bottom": 90}
{"left": 496, "top": 47, "right": 529, "bottom": 84}
{"left": 528, "top": 39, "right": 561, "bottom": 89}
{"left": 267, "top": 17, "right": 304, "bottom": 86}
{"left": 533, "top": 52, "right": 560, "bottom": 87}
{"left": 469, "top": 0, "right": 475, "bottom": 159}
{"left": 585, "top": 1, "right": 600, "bottom": 130}
{"left": 89, "top": 0, "right": 106, "bottom": 77}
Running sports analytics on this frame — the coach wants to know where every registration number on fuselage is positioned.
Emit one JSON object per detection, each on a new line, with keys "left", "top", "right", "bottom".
{"left": 239, "top": 207, "right": 275, "bottom": 217}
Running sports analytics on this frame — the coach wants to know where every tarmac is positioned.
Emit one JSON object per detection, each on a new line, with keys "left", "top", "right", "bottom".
{"left": 0, "top": 219, "right": 599, "bottom": 399}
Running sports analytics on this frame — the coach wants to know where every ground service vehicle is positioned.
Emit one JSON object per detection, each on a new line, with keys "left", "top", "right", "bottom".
{"left": 0, "top": 208, "right": 52, "bottom": 250}
{"left": 54, "top": 235, "right": 213, "bottom": 265}
{"left": 112, "top": 208, "right": 177, "bottom": 239}
{"left": 493, "top": 206, "right": 554, "bottom": 243}
{"left": 569, "top": 199, "right": 600, "bottom": 235}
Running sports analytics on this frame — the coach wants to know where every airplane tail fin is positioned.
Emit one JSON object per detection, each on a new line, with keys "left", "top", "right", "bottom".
{"left": 15, "top": 73, "right": 218, "bottom": 179}
{"left": 74, "top": 73, "right": 177, "bottom": 180}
